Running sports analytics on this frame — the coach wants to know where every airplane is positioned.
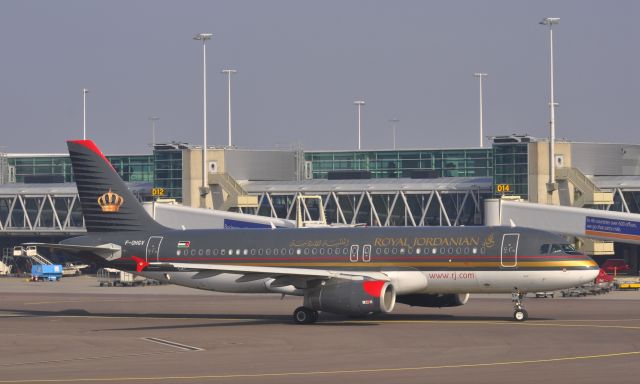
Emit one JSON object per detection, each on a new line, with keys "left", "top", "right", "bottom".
{"left": 28, "top": 140, "right": 600, "bottom": 324}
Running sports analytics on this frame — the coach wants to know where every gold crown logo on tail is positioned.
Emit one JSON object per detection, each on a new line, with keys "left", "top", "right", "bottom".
{"left": 98, "top": 189, "right": 124, "bottom": 212}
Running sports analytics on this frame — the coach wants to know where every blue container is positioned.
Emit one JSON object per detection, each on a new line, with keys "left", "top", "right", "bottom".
{"left": 31, "top": 264, "right": 63, "bottom": 281}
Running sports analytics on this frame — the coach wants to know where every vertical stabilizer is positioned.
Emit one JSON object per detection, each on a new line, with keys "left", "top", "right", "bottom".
{"left": 67, "top": 140, "right": 166, "bottom": 233}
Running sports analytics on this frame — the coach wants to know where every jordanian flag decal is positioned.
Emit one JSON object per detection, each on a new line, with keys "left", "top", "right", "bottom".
{"left": 177, "top": 241, "right": 191, "bottom": 248}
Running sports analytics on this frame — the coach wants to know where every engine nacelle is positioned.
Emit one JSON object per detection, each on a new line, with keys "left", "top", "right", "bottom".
{"left": 396, "top": 293, "right": 470, "bottom": 308}
{"left": 306, "top": 280, "right": 396, "bottom": 316}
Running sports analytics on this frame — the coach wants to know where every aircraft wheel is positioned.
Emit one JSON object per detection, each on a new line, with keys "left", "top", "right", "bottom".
{"left": 294, "top": 307, "right": 317, "bottom": 324}
{"left": 513, "top": 309, "right": 528, "bottom": 322}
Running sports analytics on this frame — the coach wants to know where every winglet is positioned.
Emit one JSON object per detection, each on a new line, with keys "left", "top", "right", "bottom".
{"left": 131, "top": 256, "right": 150, "bottom": 272}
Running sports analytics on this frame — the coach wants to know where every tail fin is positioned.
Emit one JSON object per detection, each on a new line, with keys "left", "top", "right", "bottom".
{"left": 67, "top": 140, "right": 166, "bottom": 233}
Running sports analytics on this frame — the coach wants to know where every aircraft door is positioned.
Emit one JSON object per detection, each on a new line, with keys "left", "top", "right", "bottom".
{"left": 362, "top": 244, "right": 371, "bottom": 262}
{"left": 500, "top": 233, "right": 519, "bottom": 267}
{"left": 146, "top": 236, "right": 163, "bottom": 262}
{"left": 349, "top": 245, "right": 359, "bottom": 262}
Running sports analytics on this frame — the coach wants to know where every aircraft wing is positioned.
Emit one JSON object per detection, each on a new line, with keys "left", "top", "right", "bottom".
{"left": 150, "top": 262, "right": 390, "bottom": 289}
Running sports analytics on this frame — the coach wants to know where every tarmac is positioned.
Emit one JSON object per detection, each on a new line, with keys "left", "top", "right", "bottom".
{"left": 1, "top": 275, "right": 639, "bottom": 383}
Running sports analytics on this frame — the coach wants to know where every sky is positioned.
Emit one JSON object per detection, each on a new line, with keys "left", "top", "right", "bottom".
{"left": 0, "top": 0, "right": 638, "bottom": 155}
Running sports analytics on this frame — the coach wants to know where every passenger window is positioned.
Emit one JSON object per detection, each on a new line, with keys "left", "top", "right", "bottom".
{"left": 540, "top": 244, "right": 550, "bottom": 254}
{"left": 311, "top": 248, "right": 317, "bottom": 255}
{"left": 273, "top": 248, "right": 279, "bottom": 256}
{"left": 304, "top": 248, "right": 310, "bottom": 255}
{"left": 296, "top": 249, "right": 302, "bottom": 255}
{"left": 250, "top": 249, "right": 256, "bottom": 256}
{"left": 190, "top": 249, "right": 196, "bottom": 256}
{"left": 213, "top": 249, "right": 219, "bottom": 256}
{"left": 243, "top": 249, "right": 248, "bottom": 256}
{"left": 328, "top": 248, "right": 333, "bottom": 255}
{"left": 432, "top": 248, "right": 437, "bottom": 254}
{"left": 221, "top": 249, "right": 226, "bottom": 256}
{"left": 416, "top": 248, "right": 421, "bottom": 254}
{"left": 205, "top": 249, "right": 211, "bottom": 256}
{"left": 236, "top": 249, "right": 241, "bottom": 255}
{"left": 228, "top": 249, "right": 234, "bottom": 256}
{"left": 266, "top": 249, "right": 271, "bottom": 256}
{"left": 258, "top": 249, "right": 263, "bottom": 256}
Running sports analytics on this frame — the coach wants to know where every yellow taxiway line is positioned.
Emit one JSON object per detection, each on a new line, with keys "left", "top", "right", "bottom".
{"left": 0, "top": 350, "right": 639, "bottom": 383}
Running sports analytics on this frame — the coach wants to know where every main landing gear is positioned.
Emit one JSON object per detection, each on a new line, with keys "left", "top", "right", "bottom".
{"left": 293, "top": 306, "right": 319, "bottom": 324}
{"left": 512, "top": 290, "right": 528, "bottom": 321}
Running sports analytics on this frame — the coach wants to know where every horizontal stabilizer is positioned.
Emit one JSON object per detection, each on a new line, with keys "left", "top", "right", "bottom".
{"left": 23, "top": 243, "right": 122, "bottom": 261}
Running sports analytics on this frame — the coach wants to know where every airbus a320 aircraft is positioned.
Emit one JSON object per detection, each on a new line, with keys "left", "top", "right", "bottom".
{"left": 29, "top": 140, "right": 600, "bottom": 324}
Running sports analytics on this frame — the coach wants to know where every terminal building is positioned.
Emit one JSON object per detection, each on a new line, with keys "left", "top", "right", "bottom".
{"left": 1, "top": 135, "right": 640, "bottom": 274}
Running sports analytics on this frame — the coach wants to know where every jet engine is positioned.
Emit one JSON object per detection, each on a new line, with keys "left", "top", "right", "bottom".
{"left": 396, "top": 293, "right": 470, "bottom": 308}
{"left": 306, "top": 279, "right": 396, "bottom": 316}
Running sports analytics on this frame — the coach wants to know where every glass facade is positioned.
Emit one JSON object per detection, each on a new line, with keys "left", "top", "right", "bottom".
{"left": 7, "top": 155, "right": 154, "bottom": 183}
{"left": 305, "top": 149, "right": 493, "bottom": 179}
{"left": 108, "top": 155, "right": 154, "bottom": 182}
{"left": 153, "top": 148, "right": 184, "bottom": 202}
{"left": 4, "top": 143, "right": 528, "bottom": 204}
{"left": 493, "top": 143, "right": 529, "bottom": 198}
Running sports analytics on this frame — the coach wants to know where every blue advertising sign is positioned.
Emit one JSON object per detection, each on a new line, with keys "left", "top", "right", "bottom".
{"left": 585, "top": 216, "right": 640, "bottom": 240}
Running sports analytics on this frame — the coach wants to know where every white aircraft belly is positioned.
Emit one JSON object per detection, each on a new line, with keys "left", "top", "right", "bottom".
{"left": 139, "top": 268, "right": 598, "bottom": 296}
{"left": 421, "top": 269, "right": 599, "bottom": 293}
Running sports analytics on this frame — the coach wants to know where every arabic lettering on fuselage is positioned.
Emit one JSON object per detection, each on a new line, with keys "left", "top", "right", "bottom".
{"left": 290, "top": 238, "right": 349, "bottom": 247}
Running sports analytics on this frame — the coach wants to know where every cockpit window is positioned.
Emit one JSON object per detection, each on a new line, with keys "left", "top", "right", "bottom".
{"left": 541, "top": 243, "right": 580, "bottom": 255}
{"left": 560, "top": 244, "right": 580, "bottom": 254}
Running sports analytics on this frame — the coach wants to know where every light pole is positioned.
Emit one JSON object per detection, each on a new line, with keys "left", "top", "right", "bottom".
{"left": 221, "top": 69, "right": 237, "bottom": 147}
{"left": 540, "top": 17, "right": 559, "bottom": 193}
{"left": 82, "top": 88, "right": 89, "bottom": 140}
{"left": 193, "top": 32, "right": 213, "bottom": 206}
{"left": 354, "top": 100, "right": 365, "bottom": 150}
{"left": 389, "top": 118, "right": 399, "bottom": 149}
{"left": 149, "top": 116, "right": 159, "bottom": 148}
{"left": 473, "top": 73, "right": 487, "bottom": 148}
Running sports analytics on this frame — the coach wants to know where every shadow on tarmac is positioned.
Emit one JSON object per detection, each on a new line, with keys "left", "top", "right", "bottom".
{"left": 1, "top": 307, "right": 548, "bottom": 330}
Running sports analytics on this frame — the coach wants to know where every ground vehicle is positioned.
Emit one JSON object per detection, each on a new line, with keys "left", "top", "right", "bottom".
{"left": 595, "top": 268, "right": 614, "bottom": 284}
{"left": 31, "top": 264, "right": 63, "bottom": 281}
{"left": 601, "top": 259, "right": 631, "bottom": 274}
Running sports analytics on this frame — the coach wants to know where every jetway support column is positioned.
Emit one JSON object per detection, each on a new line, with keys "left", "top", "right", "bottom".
{"left": 484, "top": 198, "right": 501, "bottom": 226}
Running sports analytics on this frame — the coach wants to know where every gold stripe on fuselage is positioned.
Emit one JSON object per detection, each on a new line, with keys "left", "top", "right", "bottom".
{"left": 187, "top": 260, "right": 598, "bottom": 268}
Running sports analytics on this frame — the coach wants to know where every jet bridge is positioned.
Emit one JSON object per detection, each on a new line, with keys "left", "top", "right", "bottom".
{"left": 485, "top": 198, "right": 640, "bottom": 247}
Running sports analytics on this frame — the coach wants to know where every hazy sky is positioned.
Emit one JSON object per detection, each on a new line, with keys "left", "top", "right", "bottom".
{"left": 1, "top": 1, "right": 638, "bottom": 154}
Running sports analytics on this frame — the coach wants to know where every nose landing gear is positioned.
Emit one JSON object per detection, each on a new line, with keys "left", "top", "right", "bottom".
{"left": 512, "top": 290, "right": 528, "bottom": 321}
